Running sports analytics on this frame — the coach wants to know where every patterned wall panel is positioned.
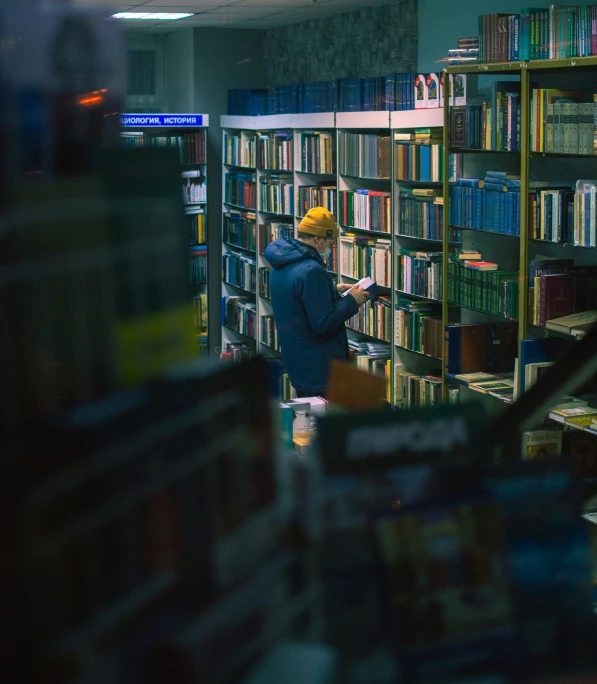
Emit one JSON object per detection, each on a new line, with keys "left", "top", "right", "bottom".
{"left": 263, "top": 0, "right": 418, "bottom": 87}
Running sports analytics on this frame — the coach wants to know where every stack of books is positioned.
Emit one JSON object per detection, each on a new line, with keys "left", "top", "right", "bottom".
{"left": 545, "top": 310, "right": 597, "bottom": 338}
{"left": 449, "top": 371, "right": 516, "bottom": 402}
{"left": 437, "top": 36, "right": 480, "bottom": 65}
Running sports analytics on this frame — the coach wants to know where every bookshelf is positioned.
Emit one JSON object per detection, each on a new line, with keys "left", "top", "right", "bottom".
{"left": 391, "top": 109, "right": 449, "bottom": 408}
{"left": 120, "top": 114, "right": 210, "bottom": 358}
{"left": 257, "top": 127, "right": 293, "bottom": 362}
{"left": 221, "top": 125, "right": 258, "bottom": 361}
{"left": 293, "top": 114, "right": 337, "bottom": 276}
{"left": 336, "top": 113, "right": 393, "bottom": 401}
{"left": 222, "top": 111, "right": 465, "bottom": 404}
{"left": 443, "top": 58, "right": 597, "bottom": 411}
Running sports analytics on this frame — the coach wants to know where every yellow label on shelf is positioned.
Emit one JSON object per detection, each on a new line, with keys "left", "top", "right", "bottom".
{"left": 116, "top": 305, "right": 196, "bottom": 386}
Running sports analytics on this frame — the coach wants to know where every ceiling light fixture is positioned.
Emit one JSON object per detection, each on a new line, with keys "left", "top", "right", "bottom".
{"left": 112, "top": 12, "right": 194, "bottom": 20}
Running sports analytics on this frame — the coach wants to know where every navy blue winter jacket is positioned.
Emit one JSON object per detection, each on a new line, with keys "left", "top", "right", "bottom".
{"left": 264, "top": 236, "right": 359, "bottom": 395}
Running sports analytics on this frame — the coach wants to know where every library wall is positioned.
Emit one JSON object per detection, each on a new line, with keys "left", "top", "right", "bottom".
{"left": 263, "top": 0, "right": 417, "bottom": 87}
{"left": 166, "top": 28, "right": 194, "bottom": 112}
{"left": 193, "top": 27, "right": 266, "bottom": 351}
{"left": 418, "top": 0, "right": 597, "bottom": 72}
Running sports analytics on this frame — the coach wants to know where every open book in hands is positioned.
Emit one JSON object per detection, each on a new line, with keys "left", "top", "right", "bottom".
{"left": 341, "top": 277, "right": 379, "bottom": 298}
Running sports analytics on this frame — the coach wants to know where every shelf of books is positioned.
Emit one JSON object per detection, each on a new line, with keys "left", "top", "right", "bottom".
{"left": 441, "top": 16, "right": 597, "bottom": 416}
{"left": 293, "top": 118, "right": 337, "bottom": 276}
{"left": 257, "top": 127, "right": 294, "bottom": 365}
{"left": 391, "top": 108, "right": 455, "bottom": 409}
{"left": 221, "top": 126, "right": 258, "bottom": 362}
{"left": 121, "top": 114, "right": 209, "bottom": 357}
{"left": 337, "top": 119, "right": 393, "bottom": 401}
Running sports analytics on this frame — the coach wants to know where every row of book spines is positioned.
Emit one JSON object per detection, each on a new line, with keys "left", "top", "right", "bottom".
{"left": 398, "top": 200, "right": 447, "bottom": 241}
{"left": 339, "top": 133, "right": 391, "bottom": 179}
{"left": 189, "top": 250, "right": 207, "bottom": 284}
{"left": 301, "top": 133, "right": 335, "bottom": 174}
{"left": 123, "top": 133, "right": 206, "bottom": 164}
{"left": 395, "top": 370, "right": 450, "bottom": 409}
{"left": 449, "top": 102, "right": 520, "bottom": 151}
{"left": 533, "top": 97, "right": 596, "bottom": 155}
{"left": 449, "top": 186, "right": 520, "bottom": 236}
{"left": 347, "top": 298, "right": 392, "bottom": 343}
{"left": 257, "top": 139, "right": 293, "bottom": 171}
{"left": 260, "top": 315, "right": 280, "bottom": 350}
{"left": 395, "top": 309, "right": 443, "bottom": 359}
{"left": 192, "top": 294, "right": 208, "bottom": 331}
{"left": 478, "top": 7, "right": 597, "bottom": 62}
{"left": 259, "top": 187, "right": 294, "bottom": 215}
{"left": 448, "top": 262, "right": 519, "bottom": 319}
{"left": 339, "top": 262, "right": 391, "bottom": 288}
{"left": 340, "top": 238, "right": 391, "bottom": 278}
{"left": 221, "top": 296, "right": 257, "bottom": 338}
{"left": 529, "top": 273, "right": 576, "bottom": 327}
{"left": 395, "top": 141, "right": 444, "bottom": 182}
{"left": 339, "top": 191, "right": 391, "bottom": 232}
{"left": 189, "top": 214, "right": 206, "bottom": 244}
{"left": 258, "top": 268, "right": 271, "bottom": 299}
{"left": 228, "top": 74, "right": 420, "bottom": 116}
{"left": 444, "top": 322, "right": 518, "bottom": 376}
{"left": 224, "top": 135, "right": 256, "bottom": 167}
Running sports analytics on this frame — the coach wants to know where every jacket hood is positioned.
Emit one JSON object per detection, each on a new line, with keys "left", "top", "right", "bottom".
{"left": 264, "top": 236, "right": 321, "bottom": 270}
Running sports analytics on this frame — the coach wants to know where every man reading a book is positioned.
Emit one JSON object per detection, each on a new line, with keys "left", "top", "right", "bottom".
{"left": 265, "top": 207, "right": 370, "bottom": 398}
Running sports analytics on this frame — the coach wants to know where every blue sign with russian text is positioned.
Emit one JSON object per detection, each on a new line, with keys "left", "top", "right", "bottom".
{"left": 121, "top": 114, "right": 205, "bottom": 127}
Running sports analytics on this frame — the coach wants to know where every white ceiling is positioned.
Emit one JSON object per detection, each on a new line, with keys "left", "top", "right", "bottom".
{"left": 74, "top": 0, "right": 394, "bottom": 32}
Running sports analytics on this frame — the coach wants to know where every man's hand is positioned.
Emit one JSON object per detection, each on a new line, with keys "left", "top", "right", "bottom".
{"left": 348, "top": 286, "right": 370, "bottom": 306}
{"left": 336, "top": 283, "right": 353, "bottom": 294}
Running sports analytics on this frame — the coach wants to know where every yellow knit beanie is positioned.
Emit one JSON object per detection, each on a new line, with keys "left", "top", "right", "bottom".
{"left": 298, "top": 207, "right": 339, "bottom": 238}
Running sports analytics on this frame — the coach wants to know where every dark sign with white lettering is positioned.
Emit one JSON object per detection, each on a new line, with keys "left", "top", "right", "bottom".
{"left": 317, "top": 403, "right": 489, "bottom": 474}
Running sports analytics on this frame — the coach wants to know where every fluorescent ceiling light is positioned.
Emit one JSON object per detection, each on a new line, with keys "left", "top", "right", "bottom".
{"left": 112, "top": 12, "right": 194, "bottom": 20}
